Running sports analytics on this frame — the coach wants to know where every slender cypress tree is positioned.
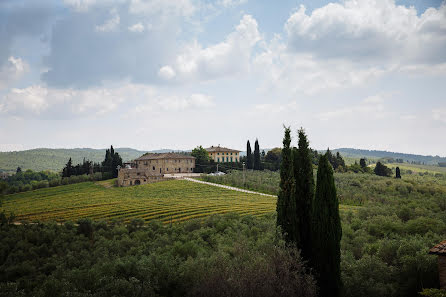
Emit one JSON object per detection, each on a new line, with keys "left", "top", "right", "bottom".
{"left": 312, "top": 154, "right": 342, "bottom": 297}
{"left": 246, "top": 140, "right": 253, "bottom": 169}
{"left": 253, "top": 139, "right": 260, "bottom": 170}
{"left": 276, "top": 127, "right": 296, "bottom": 243}
{"left": 396, "top": 166, "right": 401, "bottom": 179}
{"left": 293, "top": 128, "right": 314, "bottom": 261}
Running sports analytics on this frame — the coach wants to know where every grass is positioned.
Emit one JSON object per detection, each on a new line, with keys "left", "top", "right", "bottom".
{"left": 0, "top": 179, "right": 278, "bottom": 223}
{"left": 0, "top": 178, "right": 359, "bottom": 224}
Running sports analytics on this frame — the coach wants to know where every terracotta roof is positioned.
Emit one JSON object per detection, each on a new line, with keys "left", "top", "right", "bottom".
{"left": 429, "top": 240, "right": 446, "bottom": 255}
{"left": 135, "top": 153, "right": 195, "bottom": 161}
{"left": 206, "top": 146, "right": 241, "bottom": 153}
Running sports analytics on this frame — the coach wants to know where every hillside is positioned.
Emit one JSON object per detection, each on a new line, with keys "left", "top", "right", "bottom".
{"left": 0, "top": 148, "right": 178, "bottom": 173}
{"left": 333, "top": 148, "right": 446, "bottom": 165}
{"left": 0, "top": 179, "right": 277, "bottom": 223}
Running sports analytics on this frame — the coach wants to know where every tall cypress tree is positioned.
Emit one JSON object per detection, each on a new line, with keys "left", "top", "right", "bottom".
{"left": 276, "top": 127, "right": 296, "bottom": 243}
{"left": 312, "top": 153, "right": 342, "bottom": 297}
{"left": 246, "top": 140, "right": 253, "bottom": 169}
{"left": 253, "top": 139, "right": 260, "bottom": 170}
{"left": 293, "top": 128, "right": 314, "bottom": 261}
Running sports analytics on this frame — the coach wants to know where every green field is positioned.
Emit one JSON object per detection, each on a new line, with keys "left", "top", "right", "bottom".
{"left": 0, "top": 179, "right": 359, "bottom": 223}
{"left": 0, "top": 179, "right": 276, "bottom": 223}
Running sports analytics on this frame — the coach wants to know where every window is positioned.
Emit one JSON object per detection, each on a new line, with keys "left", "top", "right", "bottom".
{"left": 217, "top": 158, "right": 220, "bottom": 162}
{"left": 153, "top": 166, "right": 155, "bottom": 170}
{"left": 217, "top": 153, "right": 220, "bottom": 155}
{"left": 231, "top": 153, "right": 233, "bottom": 155}
{"left": 226, "top": 152, "right": 229, "bottom": 155}
{"left": 190, "top": 168, "right": 193, "bottom": 171}
{"left": 231, "top": 157, "right": 233, "bottom": 162}
{"left": 137, "top": 172, "right": 140, "bottom": 176}
{"left": 144, "top": 161, "right": 148, "bottom": 165}
{"left": 167, "top": 168, "right": 169, "bottom": 171}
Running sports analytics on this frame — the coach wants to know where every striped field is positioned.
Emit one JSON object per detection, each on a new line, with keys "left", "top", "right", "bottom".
{"left": 0, "top": 179, "right": 358, "bottom": 223}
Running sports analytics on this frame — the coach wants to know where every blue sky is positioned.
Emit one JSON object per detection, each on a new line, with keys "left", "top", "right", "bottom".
{"left": 0, "top": 0, "right": 445, "bottom": 156}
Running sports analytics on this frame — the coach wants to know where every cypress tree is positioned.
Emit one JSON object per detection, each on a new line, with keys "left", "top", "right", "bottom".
{"left": 396, "top": 166, "right": 401, "bottom": 179}
{"left": 276, "top": 127, "right": 296, "bottom": 243}
{"left": 253, "top": 139, "right": 260, "bottom": 170}
{"left": 246, "top": 141, "right": 253, "bottom": 169}
{"left": 293, "top": 128, "right": 314, "bottom": 261}
{"left": 312, "top": 154, "right": 342, "bottom": 297}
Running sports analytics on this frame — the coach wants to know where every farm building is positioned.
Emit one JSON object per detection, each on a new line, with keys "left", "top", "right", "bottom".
{"left": 117, "top": 153, "right": 195, "bottom": 187}
{"left": 429, "top": 240, "right": 446, "bottom": 290}
{"left": 206, "top": 145, "right": 241, "bottom": 163}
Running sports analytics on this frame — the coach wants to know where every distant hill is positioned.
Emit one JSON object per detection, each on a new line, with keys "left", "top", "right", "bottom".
{"left": 0, "top": 148, "right": 179, "bottom": 173}
{"left": 332, "top": 148, "right": 446, "bottom": 165}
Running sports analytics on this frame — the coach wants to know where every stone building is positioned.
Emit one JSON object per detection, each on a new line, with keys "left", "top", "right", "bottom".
{"left": 429, "top": 240, "right": 446, "bottom": 290}
{"left": 117, "top": 153, "right": 195, "bottom": 186}
{"left": 206, "top": 145, "right": 241, "bottom": 163}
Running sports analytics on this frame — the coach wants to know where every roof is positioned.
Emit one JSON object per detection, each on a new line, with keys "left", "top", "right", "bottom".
{"left": 135, "top": 153, "right": 195, "bottom": 161}
{"left": 206, "top": 146, "right": 241, "bottom": 153}
{"left": 429, "top": 240, "right": 446, "bottom": 255}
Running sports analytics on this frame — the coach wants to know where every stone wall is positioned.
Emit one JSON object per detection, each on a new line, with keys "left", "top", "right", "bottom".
{"left": 135, "top": 158, "right": 195, "bottom": 174}
{"left": 117, "top": 168, "right": 165, "bottom": 187}
{"left": 439, "top": 255, "right": 446, "bottom": 290}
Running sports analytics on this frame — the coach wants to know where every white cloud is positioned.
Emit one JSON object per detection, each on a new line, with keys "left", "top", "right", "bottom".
{"left": 433, "top": 109, "right": 446, "bottom": 123}
{"left": 132, "top": 93, "right": 214, "bottom": 114}
{"left": 219, "top": 0, "right": 247, "bottom": 8}
{"left": 158, "top": 65, "right": 176, "bottom": 80}
{"left": 95, "top": 9, "right": 120, "bottom": 32}
{"left": 317, "top": 95, "right": 387, "bottom": 121}
{"left": 129, "top": 0, "right": 196, "bottom": 18}
{"left": 0, "top": 82, "right": 214, "bottom": 119}
{"left": 128, "top": 22, "right": 145, "bottom": 33}
{"left": 64, "top": 0, "right": 126, "bottom": 12}
{"left": 162, "top": 14, "right": 261, "bottom": 82}
{"left": 0, "top": 56, "right": 29, "bottom": 90}
{"left": 285, "top": 0, "right": 446, "bottom": 64}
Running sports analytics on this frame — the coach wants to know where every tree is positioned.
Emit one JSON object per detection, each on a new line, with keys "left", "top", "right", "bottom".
{"left": 374, "top": 161, "right": 392, "bottom": 177}
{"left": 253, "top": 139, "right": 261, "bottom": 170}
{"left": 246, "top": 141, "right": 253, "bottom": 170}
{"left": 16, "top": 167, "right": 22, "bottom": 174}
{"left": 191, "top": 146, "right": 210, "bottom": 173}
{"left": 292, "top": 128, "right": 314, "bottom": 261}
{"left": 360, "top": 158, "right": 367, "bottom": 168}
{"left": 312, "top": 153, "right": 342, "bottom": 297}
{"left": 276, "top": 127, "right": 296, "bottom": 243}
{"left": 101, "top": 145, "right": 122, "bottom": 178}
{"left": 265, "top": 148, "right": 282, "bottom": 171}
{"left": 62, "top": 158, "right": 73, "bottom": 178}
{"left": 396, "top": 167, "right": 401, "bottom": 179}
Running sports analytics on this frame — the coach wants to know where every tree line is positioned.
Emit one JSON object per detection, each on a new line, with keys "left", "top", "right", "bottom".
{"left": 62, "top": 145, "right": 122, "bottom": 179}
{"left": 276, "top": 127, "right": 342, "bottom": 297}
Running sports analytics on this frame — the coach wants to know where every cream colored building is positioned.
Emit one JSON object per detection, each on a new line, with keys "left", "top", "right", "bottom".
{"left": 117, "top": 153, "right": 195, "bottom": 186}
{"left": 206, "top": 146, "right": 241, "bottom": 163}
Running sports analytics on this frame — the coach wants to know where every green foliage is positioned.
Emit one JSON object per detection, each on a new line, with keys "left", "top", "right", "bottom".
{"left": 293, "top": 128, "right": 314, "bottom": 260}
{"left": 264, "top": 147, "right": 282, "bottom": 171}
{"left": 312, "top": 154, "right": 342, "bottom": 297}
{"left": 191, "top": 146, "right": 210, "bottom": 173}
{"left": 396, "top": 167, "right": 401, "bottom": 179}
{"left": 375, "top": 161, "right": 393, "bottom": 177}
{"left": 254, "top": 139, "right": 261, "bottom": 170}
{"left": 420, "top": 289, "right": 446, "bottom": 297}
{"left": 276, "top": 126, "right": 296, "bottom": 242}
{"left": 246, "top": 140, "right": 253, "bottom": 170}
{"left": 0, "top": 215, "right": 316, "bottom": 297}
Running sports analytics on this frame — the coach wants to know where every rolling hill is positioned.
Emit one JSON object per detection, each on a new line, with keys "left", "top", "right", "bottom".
{"left": 0, "top": 148, "right": 178, "bottom": 173}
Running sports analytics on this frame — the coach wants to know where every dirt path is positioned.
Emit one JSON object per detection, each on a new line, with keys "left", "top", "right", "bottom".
{"left": 183, "top": 178, "right": 277, "bottom": 198}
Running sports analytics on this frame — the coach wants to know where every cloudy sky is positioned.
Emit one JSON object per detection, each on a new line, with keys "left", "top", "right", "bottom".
{"left": 0, "top": 0, "right": 445, "bottom": 155}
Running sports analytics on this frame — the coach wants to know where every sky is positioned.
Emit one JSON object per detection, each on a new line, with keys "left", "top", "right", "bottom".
{"left": 0, "top": 0, "right": 445, "bottom": 156}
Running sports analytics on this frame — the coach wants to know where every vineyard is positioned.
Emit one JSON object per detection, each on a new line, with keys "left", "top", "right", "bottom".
{"left": 0, "top": 179, "right": 280, "bottom": 223}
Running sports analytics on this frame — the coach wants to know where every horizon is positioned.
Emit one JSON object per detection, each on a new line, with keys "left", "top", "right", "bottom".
{"left": 1, "top": 0, "right": 445, "bottom": 156}
{"left": 1, "top": 145, "right": 445, "bottom": 159}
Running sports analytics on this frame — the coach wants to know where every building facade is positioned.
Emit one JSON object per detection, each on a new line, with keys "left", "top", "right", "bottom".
{"left": 117, "top": 153, "right": 195, "bottom": 186}
{"left": 206, "top": 146, "right": 241, "bottom": 163}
